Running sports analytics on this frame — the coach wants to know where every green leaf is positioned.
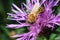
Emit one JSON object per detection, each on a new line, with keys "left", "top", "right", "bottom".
{"left": 0, "top": 34, "right": 9, "bottom": 40}
{"left": 16, "top": 28, "right": 25, "bottom": 34}
{"left": 0, "top": 25, "right": 10, "bottom": 35}
{"left": 0, "top": 1, "right": 4, "bottom": 13}
{"left": 37, "top": 36, "right": 47, "bottom": 40}
{"left": 1, "top": 0, "right": 12, "bottom": 13}
{"left": 57, "top": 6, "right": 60, "bottom": 13}
{"left": 49, "top": 33, "right": 57, "bottom": 40}
{"left": 0, "top": 25, "right": 14, "bottom": 40}
{"left": 56, "top": 27, "right": 60, "bottom": 32}
{"left": 55, "top": 35, "right": 60, "bottom": 40}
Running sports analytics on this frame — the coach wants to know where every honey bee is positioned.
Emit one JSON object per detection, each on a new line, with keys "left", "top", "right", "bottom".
{"left": 27, "top": 3, "right": 44, "bottom": 23}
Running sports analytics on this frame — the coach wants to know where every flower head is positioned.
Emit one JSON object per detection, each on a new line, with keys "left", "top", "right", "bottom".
{"left": 7, "top": 0, "right": 60, "bottom": 40}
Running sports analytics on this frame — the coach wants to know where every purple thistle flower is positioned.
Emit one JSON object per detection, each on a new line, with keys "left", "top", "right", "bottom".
{"left": 7, "top": 0, "right": 60, "bottom": 40}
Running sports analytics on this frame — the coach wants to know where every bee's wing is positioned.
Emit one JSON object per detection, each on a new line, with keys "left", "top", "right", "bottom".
{"left": 31, "top": 3, "right": 41, "bottom": 13}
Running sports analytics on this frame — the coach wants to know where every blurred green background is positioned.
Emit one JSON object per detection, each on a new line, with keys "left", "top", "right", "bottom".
{"left": 0, "top": 0, "right": 60, "bottom": 40}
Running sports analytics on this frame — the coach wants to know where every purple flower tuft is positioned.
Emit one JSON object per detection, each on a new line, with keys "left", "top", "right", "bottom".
{"left": 7, "top": 0, "right": 60, "bottom": 40}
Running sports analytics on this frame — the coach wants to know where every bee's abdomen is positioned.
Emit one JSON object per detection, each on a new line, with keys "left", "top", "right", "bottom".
{"left": 27, "top": 13, "right": 37, "bottom": 23}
